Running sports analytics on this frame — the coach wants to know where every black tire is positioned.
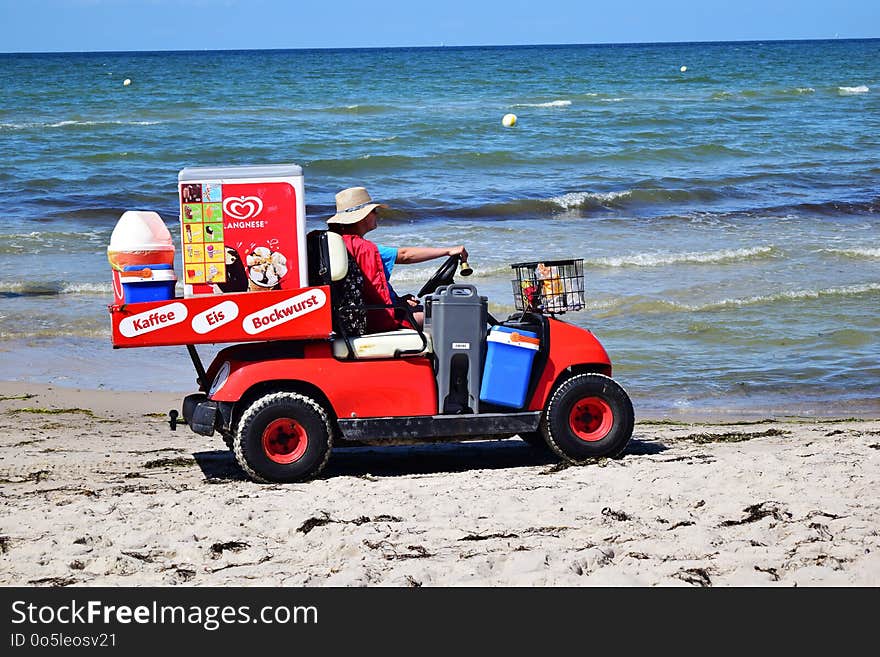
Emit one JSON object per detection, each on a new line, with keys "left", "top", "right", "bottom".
{"left": 233, "top": 392, "right": 333, "bottom": 483}
{"left": 542, "top": 373, "right": 634, "bottom": 462}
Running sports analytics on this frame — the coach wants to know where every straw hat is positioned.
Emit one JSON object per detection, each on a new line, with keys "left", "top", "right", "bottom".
{"left": 326, "top": 187, "right": 388, "bottom": 225}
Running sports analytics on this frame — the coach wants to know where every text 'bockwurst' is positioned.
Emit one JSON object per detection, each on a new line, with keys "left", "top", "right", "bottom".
{"left": 243, "top": 289, "right": 327, "bottom": 335}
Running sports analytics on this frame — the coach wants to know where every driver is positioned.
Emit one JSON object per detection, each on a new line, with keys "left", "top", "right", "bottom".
{"left": 327, "top": 186, "right": 468, "bottom": 332}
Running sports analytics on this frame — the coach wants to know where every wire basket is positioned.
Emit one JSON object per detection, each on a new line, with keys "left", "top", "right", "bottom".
{"left": 510, "top": 259, "right": 585, "bottom": 315}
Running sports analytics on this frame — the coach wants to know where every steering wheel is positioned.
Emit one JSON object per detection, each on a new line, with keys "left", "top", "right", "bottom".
{"left": 417, "top": 255, "right": 460, "bottom": 298}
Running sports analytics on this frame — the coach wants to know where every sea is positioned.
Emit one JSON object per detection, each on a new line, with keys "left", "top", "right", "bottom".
{"left": 0, "top": 40, "right": 878, "bottom": 418}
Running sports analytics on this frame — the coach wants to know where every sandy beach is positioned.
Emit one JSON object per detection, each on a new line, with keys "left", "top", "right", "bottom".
{"left": 0, "top": 380, "right": 877, "bottom": 587}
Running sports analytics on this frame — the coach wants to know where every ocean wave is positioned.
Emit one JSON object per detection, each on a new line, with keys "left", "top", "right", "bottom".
{"left": 838, "top": 85, "right": 869, "bottom": 95}
{"left": 594, "top": 283, "right": 880, "bottom": 318}
{"left": 549, "top": 190, "right": 632, "bottom": 209}
{"left": 766, "top": 197, "right": 880, "bottom": 217}
{"left": 0, "top": 230, "right": 109, "bottom": 254}
{"left": 546, "top": 186, "right": 723, "bottom": 211}
{"left": 511, "top": 100, "right": 572, "bottom": 108}
{"left": 0, "top": 327, "right": 111, "bottom": 340}
{"left": 696, "top": 283, "right": 880, "bottom": 311}
{"left": 588, "top": 246, "right": 777, "bottom": 268}
{"left": 0, "top": 281, "right": 113, "bottom": 297}
{"left": 0, "top": 119, "right": 160, "bottom": 130}
{"left": 714, "top": 87, "right": 816, "bottom": 100}
{"left": 377, "top": 184, "right": 736, "bottom": 222}
{"left": 318, "top": 104, "right": 396, "bottom": 114}
{"left": 823, "top": 247, "right": 880, "bottom": 259}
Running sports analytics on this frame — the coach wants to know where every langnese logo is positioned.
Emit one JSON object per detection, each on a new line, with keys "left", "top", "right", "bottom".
{"left": 243, "top": 289, "right": 327, "bottom": 335}
{"left": 119, "top": 302, "right": 188, "bottom": 338}
{"left": 223, "top": 196, "right": 264, "bottom": 220}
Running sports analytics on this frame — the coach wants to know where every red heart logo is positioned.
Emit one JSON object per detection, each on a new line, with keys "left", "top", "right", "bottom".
{"left": 223, "top": 196, "right": 263, "bottom": 220}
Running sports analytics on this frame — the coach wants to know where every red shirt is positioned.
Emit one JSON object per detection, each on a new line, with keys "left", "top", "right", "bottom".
{"left": 341, "top": 234, "right": 401, "bottom": 333}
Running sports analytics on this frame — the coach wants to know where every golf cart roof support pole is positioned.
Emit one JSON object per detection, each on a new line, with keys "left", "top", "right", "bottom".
{"left": 186, "top": 344, "right": 209, "bottom": 392}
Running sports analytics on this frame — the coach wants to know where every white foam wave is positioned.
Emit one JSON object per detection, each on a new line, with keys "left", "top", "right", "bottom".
{"left": 825, "top": 247, "right": 880, "bottom": 259}
{"left": 795, "top": 87, "right": 815, "bottom": 94}
{"left": 512, "top": 100, "right": 572, "bottom": 108}
{"left": 0, "top": 119, "right": 160, "bottom": 130}
{"left": 838, "top": 85, "right": 869, "bottom": 95}
{"left": 597, "top": 282, "right": 880, "bottom": 318}
{"left": 61, "top": 282, "right": 114, "bottom": 294}
{"left": 698, "top": 283, "right": 880, "bottom": 311}
{"left": 366, "top": 136, "right": 397, "bottom": 142}
{"left": 0, "top": 280, "right": 112, "bottom": 295}
{"left": 0, "top": 327, "right": 111, "bottom": 339}
{"left": 548, "top": 190, "right": 632, "bottom": 209}
{"left": 590, "top": 246, "right": 776, "bottom": 268}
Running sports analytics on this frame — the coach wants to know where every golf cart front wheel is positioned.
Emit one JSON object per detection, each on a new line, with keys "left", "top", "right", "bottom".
{"left": 542, "top": 373, "right": 634, "bottom": 462}
{"left": 233, "top": 391, "right": 333, "bottom": 483}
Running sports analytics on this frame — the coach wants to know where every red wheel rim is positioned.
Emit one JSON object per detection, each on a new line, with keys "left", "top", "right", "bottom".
{"left": 569, "top": 397, "right": 613, "bottom": 442}
{"left": 261, "top": 418, "right": 308, "bottom": 464}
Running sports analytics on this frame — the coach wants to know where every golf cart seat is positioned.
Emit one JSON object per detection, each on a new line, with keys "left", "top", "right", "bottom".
{"left": 306, "top": 230, "right": 433, "bottom": 359}
{"left": 331, "top": 328, "right": 433, "bottom": 359}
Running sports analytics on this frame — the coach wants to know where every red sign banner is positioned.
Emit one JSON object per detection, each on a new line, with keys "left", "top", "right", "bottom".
{"left": 110, "top": 287, "right": 332, "bottom": 348}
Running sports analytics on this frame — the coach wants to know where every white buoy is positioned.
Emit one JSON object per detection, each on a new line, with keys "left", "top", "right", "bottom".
{"left": 502, "top": 113, "right": 517, "bottom": 127}
{"left": 680, "top": 65, "right": 687, "bottom": 73}
{"left": 123, "top": 78, "right": 131, "bottom": 86}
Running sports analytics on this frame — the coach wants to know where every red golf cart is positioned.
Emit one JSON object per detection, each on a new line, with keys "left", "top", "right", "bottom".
{"left": 108, "top": 168, "right": 633, "bottom": 483}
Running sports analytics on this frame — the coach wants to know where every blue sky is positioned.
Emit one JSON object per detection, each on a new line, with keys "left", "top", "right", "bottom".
{"left": 1, "top": 0, "right": 877, "bottom": 53}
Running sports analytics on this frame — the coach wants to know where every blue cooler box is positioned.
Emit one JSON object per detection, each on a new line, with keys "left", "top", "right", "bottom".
{"left": 121, "top": 264, "right": 177, "bottom": 303}
{"left": 479, "top": 325, "right": 540, "bottom": 408}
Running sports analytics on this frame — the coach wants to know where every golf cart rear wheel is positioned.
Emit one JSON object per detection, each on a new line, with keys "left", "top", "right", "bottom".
{"left": 233, "top": 392, "right": 333, "bottom": 483}
{"left": 542, "top": 373, "right": 634, "bottom": 462}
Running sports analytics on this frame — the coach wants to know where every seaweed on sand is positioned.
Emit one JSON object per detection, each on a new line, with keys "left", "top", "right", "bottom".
{"left": 297, "top": 512, "right": 403, "bottom": 535}
{"left": 210, "top": 541, "right": 250, "bottom": 558}
{"left": 143, "top": 457, "right": 194, "bottom": 469}
{"left": 681, "top": 428, "right": 788, "bottom": 444}
{"left": 721, "top": 501, "right": 792, "bottom": 526}
{"left": 7, "top": 407, "right": 96, "bottom": 417}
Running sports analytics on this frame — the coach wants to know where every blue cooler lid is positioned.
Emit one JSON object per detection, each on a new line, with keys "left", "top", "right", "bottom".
{"left": 488, "top": 325, "right": 539, "bottom": 349}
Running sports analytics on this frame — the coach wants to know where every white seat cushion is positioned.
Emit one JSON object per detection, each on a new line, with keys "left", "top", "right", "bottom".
{"left": 332, "top": 329, "right": 433, "bottom": 359}
{"left": 325, "top": 231, "right": 349, "bottom": 282}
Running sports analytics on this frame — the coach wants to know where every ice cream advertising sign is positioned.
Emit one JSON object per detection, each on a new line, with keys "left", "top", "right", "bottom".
{"left": 180, "top": 180, "right": 304, "bottom": 296}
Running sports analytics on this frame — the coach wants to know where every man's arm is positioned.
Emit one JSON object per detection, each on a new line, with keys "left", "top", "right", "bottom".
{"left": 395, "top": 245, "right": 468, "bottom": 264}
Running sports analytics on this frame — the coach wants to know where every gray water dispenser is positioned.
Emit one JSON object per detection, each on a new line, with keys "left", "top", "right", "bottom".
{"left": 424, "top": 284, "right": 488, "bottom": 414}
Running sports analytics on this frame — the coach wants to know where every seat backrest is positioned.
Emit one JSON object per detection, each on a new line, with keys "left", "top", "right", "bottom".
{"left": 326, "top": 231, "right": 348, "bottom": 282}
{"left": 307, "top": 229, "right": 349, "bottom": 285}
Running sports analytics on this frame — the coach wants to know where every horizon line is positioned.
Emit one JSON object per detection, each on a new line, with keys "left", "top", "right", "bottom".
{"left": 2, "top": 35, "right": 878, "bottom": 56}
